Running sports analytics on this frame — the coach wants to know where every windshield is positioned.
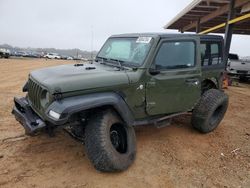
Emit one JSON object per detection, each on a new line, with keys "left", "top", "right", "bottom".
{"left": 97, "top": 37, "right": 153, "bottom": 66}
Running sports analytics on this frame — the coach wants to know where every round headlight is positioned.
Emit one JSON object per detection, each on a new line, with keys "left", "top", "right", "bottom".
{"left": 41, "top": 90, "right": 50, "bottom": 107}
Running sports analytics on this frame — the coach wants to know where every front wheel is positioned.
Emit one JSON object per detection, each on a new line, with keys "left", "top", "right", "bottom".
{"left": 85, "top": 110, "right": 136, "bottom": 172}
{"left": 191, "top": 89, "right": 229, "bottom": 133}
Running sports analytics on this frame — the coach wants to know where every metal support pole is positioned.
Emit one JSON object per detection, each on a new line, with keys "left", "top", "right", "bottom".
{"left": 196, "top": 18, "right": 201, "bottom": 33}
{"left": 224, "top": 0, "right": 235, "bottom": 66}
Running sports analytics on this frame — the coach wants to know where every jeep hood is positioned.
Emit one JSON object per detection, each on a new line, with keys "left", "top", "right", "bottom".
{"left": 30, "top": 63, "right": 130, "bottom": 93}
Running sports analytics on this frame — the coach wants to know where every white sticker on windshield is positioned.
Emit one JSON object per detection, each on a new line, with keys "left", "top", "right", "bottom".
{"left": 136, "top": 37, "right": 152, "bottom": 43}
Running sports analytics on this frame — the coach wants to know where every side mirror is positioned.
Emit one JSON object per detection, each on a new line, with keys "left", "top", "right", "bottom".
{"left": 149, "top": 68, "right": 160, "bottom": 75}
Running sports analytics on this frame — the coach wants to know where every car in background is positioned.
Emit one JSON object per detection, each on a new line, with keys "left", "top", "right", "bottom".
{"left": 44, "top": 53, "right": 61, "bottom": 59}
{"left": 227, "top": 53, "right": 250, "bottom": 81}
{"left": 0, "top": 48, "right": 10, "bottom": 58}
{"left": 27, "top": 52, "right": 42, "bottom": 58}
{"left": 73, "top": 56, "right": 81, "bottom": 60}
{"left": 60, "top": 55, "right": 74, "bottom": 60}
{"left": 20, "top": 51, "right": 42, "bottom": 58}
{"left": 60, "top": 55, "right": 68, "bottom": 60}
{"left": 14, "top": 51, "right": 28, "bottom": 57}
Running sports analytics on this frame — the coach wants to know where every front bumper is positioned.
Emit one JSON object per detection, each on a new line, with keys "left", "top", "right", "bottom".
{"left": 12, "top": 97, "right": 47, "bottom": 135}
{"left": 227, "top": 70, "right": 250, "bottom": 78}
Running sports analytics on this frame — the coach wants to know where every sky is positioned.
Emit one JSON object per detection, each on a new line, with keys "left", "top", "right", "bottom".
{"left": 0, "top": 0, "right": 249, "bottom": 56}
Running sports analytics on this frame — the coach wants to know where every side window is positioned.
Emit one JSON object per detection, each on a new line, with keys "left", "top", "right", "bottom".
{"left": 155, "top": 41, "right": 195, "bottom": 69}
{"left": 211, "top": 43, "right": 222, "bottom": 64}
{"left": 200, "top": 43, "right": 209, "bottom": 66}
{"left": 201, "top": 41, "right": 222, "bottom": 66}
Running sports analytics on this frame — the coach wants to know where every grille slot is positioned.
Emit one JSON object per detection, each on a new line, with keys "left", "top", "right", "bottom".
{"left": 28, "top": 79, "right": 43, "bottom": 110}
{"left": 237, "top": 70, "right": 247, "bottom": 74}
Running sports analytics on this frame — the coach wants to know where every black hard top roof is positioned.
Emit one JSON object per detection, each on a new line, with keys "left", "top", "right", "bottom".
{"left": 111, "top": 33, "right": 223, "bottom": 40}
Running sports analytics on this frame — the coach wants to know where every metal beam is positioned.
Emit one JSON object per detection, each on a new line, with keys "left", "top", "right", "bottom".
{"left": 198, "top": 13, "right": 250, "bottom": 34}
{"left": 182, "top": 0, "right": 249, "bottom": 31}
{"left": 224, "top": 0, "right": 235, "bottom": 66}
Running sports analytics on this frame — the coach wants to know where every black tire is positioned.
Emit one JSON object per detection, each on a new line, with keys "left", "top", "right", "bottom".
{"left": 85, "top": 110, "right": 136, "bottom": 172}
{"left": 191, "top": 89, "right": 229, "bottom": 133}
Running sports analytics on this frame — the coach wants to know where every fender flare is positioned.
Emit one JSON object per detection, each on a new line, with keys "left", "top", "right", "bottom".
{"left": 45, "top": 92, "right": 134, "bottom": 126}
{"left": 209, "top": 77, "right": 219, "bottom": 88}
{"left": 202, "top": 78, "right": 218, "bottom": 90}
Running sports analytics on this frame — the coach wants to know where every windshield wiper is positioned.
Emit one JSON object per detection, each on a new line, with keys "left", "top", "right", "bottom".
{"left": 108, "top": 58, "right": 125, "bottom": 69}
{"left": 95, "top": 56, "right": 114, "bottom": 67}
{"left": 96, "top": 56, "right": 126, "bottom": 69}
{"left": 96, "top": 56, "right": 108, "bottom": 63}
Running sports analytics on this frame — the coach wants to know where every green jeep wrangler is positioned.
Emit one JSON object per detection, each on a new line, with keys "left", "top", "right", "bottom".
{"left": 12, "top": 33, "right": 229, "bottom": 172}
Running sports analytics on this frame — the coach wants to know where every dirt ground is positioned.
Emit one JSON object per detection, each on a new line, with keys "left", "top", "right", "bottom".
{"left": 0, "top": 58, "right": 249, "bottom": 188}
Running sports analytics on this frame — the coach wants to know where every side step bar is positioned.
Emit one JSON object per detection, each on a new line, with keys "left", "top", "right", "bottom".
{"left": 132, "top": 112, "right": 188, "bottom": 128}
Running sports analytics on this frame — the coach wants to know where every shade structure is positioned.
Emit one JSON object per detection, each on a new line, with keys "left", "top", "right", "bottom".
{"left": 164, "top": 0, "right": 250, "bottom": 35}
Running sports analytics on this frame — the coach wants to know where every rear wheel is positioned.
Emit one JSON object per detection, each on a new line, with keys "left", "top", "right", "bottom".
{"left": 85, "top": 110, "right": 136, "bottom": 172}
{"left": 191, "top": 89, "right": 229, "bottom": 133}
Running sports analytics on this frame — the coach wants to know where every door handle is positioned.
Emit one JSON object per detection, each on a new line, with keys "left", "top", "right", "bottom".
{"left": 185, "top": 78, "right": 199, "bottom": 86}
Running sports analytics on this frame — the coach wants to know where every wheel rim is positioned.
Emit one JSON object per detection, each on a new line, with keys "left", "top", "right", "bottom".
{"left": 110, "top": 124, "right": 127, "bottom": 154}
{"left": 210, "top": 105, "right": 223, "bottom": 126}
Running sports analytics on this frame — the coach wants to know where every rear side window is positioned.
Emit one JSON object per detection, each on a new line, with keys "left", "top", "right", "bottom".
{"left": 155, "top": 41, "right": 195, "bottom": 69}
{"left": 211, "top": 43, "right": 220, "bottom": 65}
{"left": 201, "top": 41, "right": 222, "bottom": 66}
{"left": 201, "top": 43, "right": 209, "bottom": 66}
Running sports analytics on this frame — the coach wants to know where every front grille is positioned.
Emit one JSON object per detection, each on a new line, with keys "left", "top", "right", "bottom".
{"left": 28, "top": 78, "right": 43, "bottom": 110}
{"left": 237, "top": 70, "right": 248, "bottom": 74}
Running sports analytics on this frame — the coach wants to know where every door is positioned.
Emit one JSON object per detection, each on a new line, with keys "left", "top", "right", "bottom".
{"left": 146, "top": 38, "right": 201, "bottom": 115}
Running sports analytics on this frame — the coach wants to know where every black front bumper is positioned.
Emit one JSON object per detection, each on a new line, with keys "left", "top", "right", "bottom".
{"left": 12, "top": 97, "right": 47, "bottom": 135}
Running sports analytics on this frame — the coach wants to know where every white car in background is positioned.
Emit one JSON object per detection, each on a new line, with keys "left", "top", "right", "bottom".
{"left": 227, "top": 53, "right": 250, "bottom": 81}
{"left": 44, "top": 53, "right": 61, "bottom": 59}
{"left": 0, "top": 48, "right": 10, "bottom": 58}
